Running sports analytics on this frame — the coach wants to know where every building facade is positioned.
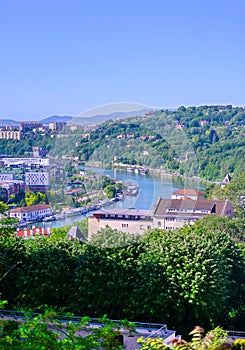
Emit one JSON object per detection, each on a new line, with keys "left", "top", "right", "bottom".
{"left": 88, "top": 208, "right": 153, "bottom": 238}
{"left": 9, "top": 204, "right": 53, "bottom": 222}
{"left": 1, "top": 157, "right": 49, "bottom": 167}
{"left": 153, "top": 198, "right": 233, "bottom": 231}
{"left": 0, "top": 130, "right": 21, "bottom": 140}
{"left": 88, "top": 197, "right": 233, "bottom": 236}
{"left": 25, "top": 171, "right": 49, "bottom": 192}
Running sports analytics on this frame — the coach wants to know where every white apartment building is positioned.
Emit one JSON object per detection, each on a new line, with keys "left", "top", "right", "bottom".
{"left": 2, "top": 157, "right": 49, "bottom": 167}
{"left": 9, "top": 204, "right": 53, "bottom": 222}
{"left": 0, "top": 130, "right": 21, "bottom": 141}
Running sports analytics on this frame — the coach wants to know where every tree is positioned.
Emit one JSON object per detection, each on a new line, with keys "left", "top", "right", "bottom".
{"left": 105, "top": 184, "right": 116, "bottom": 199}
{"left": 0, "top": 311, "right": 125, "bottom": 349}
{"left": 0, "top": 201, "right": 8, "bottom": 213}
{"left": 90, "top": 226, "right": 140, "bottom": 248}
{"left": 25, "top": 191, "right": 47, "bottom": 206}
{"left": 209, "top": 171, "right": 245, "bottom": 217}
{"left": 132, "top": 227, "right": 245, "bottom": 335}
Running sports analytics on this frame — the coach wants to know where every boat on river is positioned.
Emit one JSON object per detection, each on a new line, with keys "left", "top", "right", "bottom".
{"left": 43, "top": 215, "right": 56, "bottom": 222}
{"left": 123, "top": 184, "right": 139, "bottom": 196}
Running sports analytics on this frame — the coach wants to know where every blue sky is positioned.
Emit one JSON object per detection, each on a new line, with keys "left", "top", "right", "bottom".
{"left": 0, "top": 0, "right": 245, "bottom": 120}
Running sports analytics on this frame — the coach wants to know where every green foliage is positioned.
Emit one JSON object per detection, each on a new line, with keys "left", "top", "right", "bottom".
{"left": 138, "top": 325, "right": 228, "bottom": 350}
{"left": 73, "top": 105, "right": 245, "bottom": 180}
{"left": 51, "top": 217, "right": 88, "bottom": 238}
{"left": 207, "top": 171, "right": 245, "bottom": 218}
{"left": 233, "top": 338, "right": 245, "bottom": 350}
{"left": 90, "top": 226, "right": 141, "bottom": 248}
{"left": 0, "top": 201, "right": 8, "bottom": 213}
{"left": 25, "top": 191, "right": 47, "bottom": 206}
{"left": 0, "top": 217, "right": 18, "bottom": 236}
{"left": 105, "top": 184, "right": 116, "bottom": 199}
{"left": 194, "top": 215, "right": 245, "bottom": 242}
{"left": 0, "top": 223, "right": 244, "bottom": 336}
{"left": 0, "top": 311, "right": 125, "bottom": 349}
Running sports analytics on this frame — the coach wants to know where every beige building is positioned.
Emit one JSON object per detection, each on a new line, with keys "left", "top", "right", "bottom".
{"left": 0, "top": 130, "right": 21, "bottom": 140}
{"left": 88, "top": 197, "right": 233, "bottom": 236}
{"left": 153, "top": 198, "right": 233, "bottom": 231}
{"left": 88, "top": 208, "right": 153, "bottom": 238}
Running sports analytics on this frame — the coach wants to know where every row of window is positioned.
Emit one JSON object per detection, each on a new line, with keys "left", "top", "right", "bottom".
{"left": 121, "top": 224, "right": 152, "bottom": 230}
{"left": 105, "top": 214, "right": 150, "bottom": 220}
{"left": 168, "top": 209, "right": 210, "bottom": 214}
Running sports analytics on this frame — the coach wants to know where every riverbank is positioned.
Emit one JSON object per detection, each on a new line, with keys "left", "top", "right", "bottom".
{"left": 84, "top": 161, "right": 207, "bottom": 186}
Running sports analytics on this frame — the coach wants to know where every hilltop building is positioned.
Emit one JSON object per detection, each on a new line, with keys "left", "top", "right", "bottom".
{"left": 0, "top": 130, "right": 22, "bottom": 140}
{"left": 19, "top": 122, "right": 43, "bottom": 131}
{"left": 221, "top": 173, "right": 232, "bottom": 189}
{"left": 32, "top": 147, "right": 47, "bottom": 157}
{"left": 48, "top": 121, "right": 67, "bottom": 132}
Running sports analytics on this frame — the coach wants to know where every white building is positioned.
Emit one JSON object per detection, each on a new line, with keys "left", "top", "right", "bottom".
{"left": 2, "top": 157, "right": 49, "bottom": 167}
{"left": 25, "top": 172, "right": 49, "bottom": 191}
{"left": 9, "top": 204, "right": 53, "bottom": 222}
{"left": 171, "top": 189, "right": 205, "bottom": 200}
{"left": 0, "top": 173, "right": 14, "bottom": 181}
{"left": 0, "top": 130, "right": 21, "bottom": 140}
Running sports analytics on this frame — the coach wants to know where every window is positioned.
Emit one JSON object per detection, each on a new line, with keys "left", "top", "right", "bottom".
{"left": 122, "top": 223, "right": 128, "bottom": 228}
{"left": 140, "top": 225, "right": 144, "bottom": 230}
{"left": 147, "top": 225, "right": 151, "bottom": 230}
{"left": 158, "top": 221, "right": 161, "bottom": 227}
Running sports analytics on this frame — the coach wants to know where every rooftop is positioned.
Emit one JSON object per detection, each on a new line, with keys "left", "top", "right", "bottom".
{"left": 9, "top": 203, "right": 51, "bottom": 213}
{"left": 172, "top": 189, "right": 204, "bottom": 195}
{"left": 92, "top": 208, "right": 153, "bottom": 217}
{"left": 154, "top": 198, "right": 229, "bottom": 216}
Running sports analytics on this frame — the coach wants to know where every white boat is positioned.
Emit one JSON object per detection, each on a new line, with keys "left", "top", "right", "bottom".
{"left": 43, "top": 215, "right": 56, "bottom": 222}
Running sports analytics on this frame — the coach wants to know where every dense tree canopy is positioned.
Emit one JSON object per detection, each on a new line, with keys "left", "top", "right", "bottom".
{"left": 0, "top": 222, "right": 244, "bottom": 336}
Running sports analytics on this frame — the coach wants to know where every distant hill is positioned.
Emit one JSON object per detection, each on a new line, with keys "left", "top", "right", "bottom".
{"left": 0, "top": 119, "right": 19, "bottom": 127}
{"left": 68, "top": 108, "right": 153, "bottom": 126}
{"left": 40, "top": 115, "right": 74, "bottom": 124}
{"left": 0, "top": 109, "right": 154, "bottom": 127}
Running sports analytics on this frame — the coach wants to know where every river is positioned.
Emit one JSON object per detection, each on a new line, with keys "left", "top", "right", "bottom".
{"left": 38, "top": 167, "right": 202, "bottom": 229}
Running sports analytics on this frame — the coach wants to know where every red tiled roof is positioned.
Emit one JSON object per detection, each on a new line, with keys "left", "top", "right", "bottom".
{"left": 66, "top": 188, "right": 83, "bottom": 195}
{"left": 9, "top": 204, "right": 51, "bottom": 213}
{"left": 16, "top": 227, "right": 50, "bottom": 237}
{"left": 172, "top": 189, "right": 204, "bottom": 195}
